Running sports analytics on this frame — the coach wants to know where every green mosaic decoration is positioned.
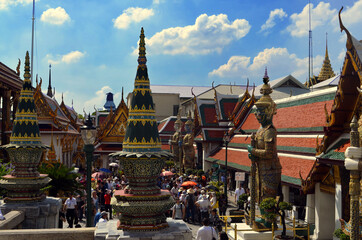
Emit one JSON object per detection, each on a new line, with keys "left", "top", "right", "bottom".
{"left": 110, "top": 28, "right": 174, "bottom": 231}
{"left": 0, "top": 52, "right": 50, "bottom": 203}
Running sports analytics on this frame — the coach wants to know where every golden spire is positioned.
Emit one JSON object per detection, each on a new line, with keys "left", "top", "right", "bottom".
{"left": 47, "top": 125, "right": 57, "bottom": 161}
{"left": 317, "top": 32, "right": 335, "bottom": 82}
{"left": 138, "top": 27, "right": 147, "bottom": 67}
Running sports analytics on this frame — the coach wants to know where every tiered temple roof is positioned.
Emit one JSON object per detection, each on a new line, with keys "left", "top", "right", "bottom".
{"left": 305, "top": 35, "right": 336, "bottom": 88}
{"left": 94, "top": 89, "right": 128, "bottom": 156}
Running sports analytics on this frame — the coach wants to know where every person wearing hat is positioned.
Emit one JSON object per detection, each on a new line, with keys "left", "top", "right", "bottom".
{"left": 172, "top": 198, "right": 185, "bottom": 220}
{"left": 185, "top": 188, "right": 196, "bottom": 224}
{"left": 94, "top": 211, "right": 108, "bottom": 225}
{"left": 196, "top": 193, "right": 211, "bottom": 223}
{"left": 99, "top": 211, "right": 108, "bottom": 223}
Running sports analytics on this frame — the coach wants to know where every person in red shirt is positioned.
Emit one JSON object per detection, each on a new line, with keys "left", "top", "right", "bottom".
{"left": 104, "top": 190, "right": 112, "bottom": 219}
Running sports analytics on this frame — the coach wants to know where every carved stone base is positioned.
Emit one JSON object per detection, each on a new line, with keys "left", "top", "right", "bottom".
{"left": 0, "top": 174, "right": 51, "bottom": 203}
{"left": 112, "top": 190, "right": 175, "bottom": 231}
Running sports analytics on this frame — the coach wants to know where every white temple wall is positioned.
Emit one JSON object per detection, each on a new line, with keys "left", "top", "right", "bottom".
{"left": 313, "top": 183, "right": 335, "bottom": 240}
{"left": 334, "top": 183, "right": 342, "bottom": 231}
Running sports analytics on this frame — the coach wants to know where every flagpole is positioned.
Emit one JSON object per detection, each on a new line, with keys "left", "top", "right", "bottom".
{"left": 30, "top": 0, "right": 35, "bottom": 85}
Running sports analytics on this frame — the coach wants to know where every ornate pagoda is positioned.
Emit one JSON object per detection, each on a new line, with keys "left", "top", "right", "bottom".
{"left": 0, "top": 52, "right": 50, "bottom": 202}
{"left": 110, "top": 28, "right": 174, "bottom": 231}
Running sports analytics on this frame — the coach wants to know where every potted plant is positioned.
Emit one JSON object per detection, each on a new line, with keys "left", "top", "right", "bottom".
{"left": 333, "top": 228, "right": 350, "bottom": 240}
{"left": 260, "top": 197, "right": 293, "bottom": 239}
{"left": 237, "top": 193, "right": 248, "bottom": 210}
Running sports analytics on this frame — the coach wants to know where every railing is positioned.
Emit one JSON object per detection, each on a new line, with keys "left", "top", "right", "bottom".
{"left": 219, "top": 214, "right": 310, "bottom": 240}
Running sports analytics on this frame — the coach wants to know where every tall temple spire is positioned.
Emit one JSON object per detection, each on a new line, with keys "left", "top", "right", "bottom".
{"left": 47, "top": 64, "right": 53, "bottom": 97}
{"left": 10, "top": 51, "right": 43, "bottom": 146}
{"left": 122, "top": 27, "right": 160, "bottom": 153}
{"left": 317, "top": 32, "right": 335, "bottom": 82}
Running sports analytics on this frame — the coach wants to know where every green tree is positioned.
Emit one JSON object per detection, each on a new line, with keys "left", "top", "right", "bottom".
{"left": 39, "top": 163, "right": 83, "bottom": 197}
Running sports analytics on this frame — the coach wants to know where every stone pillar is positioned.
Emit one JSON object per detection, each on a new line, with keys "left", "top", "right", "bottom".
{"left": 305, "top": 193, "right": 315, "bottom": 224}
{"left": 313, "top": 183, "right": 335, "bottom": 240}
{"left": 1, "top": 89, "right": 11, "bottom": 145}
{"left": 335, "top": 183, "right": 342, "bottom": 231}
{"left": 282, "top": 185, "right": 290, "bottom": 202}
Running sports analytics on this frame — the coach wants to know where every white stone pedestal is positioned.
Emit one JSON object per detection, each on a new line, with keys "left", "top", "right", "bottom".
{"left": 227, "top": 223, "right": 294, "bottom": 240}
{"left": 95, "top": 218, "right": 192, "bottom": 240}
{"left": 0, "top": 197, "right": 62, "bottom": 229}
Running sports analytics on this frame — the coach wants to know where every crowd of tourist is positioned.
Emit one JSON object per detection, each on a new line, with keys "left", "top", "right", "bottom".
{"left": 59, "top": 167, "right": 246, "bottom": 239}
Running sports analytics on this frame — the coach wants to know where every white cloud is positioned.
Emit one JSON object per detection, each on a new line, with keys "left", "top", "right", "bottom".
{"left": 287, "top": 2, "right": 336, "bottom": 37}
{"left": 260, "top": 8, "right": 287, "bottom": 32}
{"left": 137, "top": 13, "right": 250, "bottom": 55}
{"left": 0, "top": 0, "right": 36, "bottom": 10}
{"left": 332, "top": 0, "right": 362, "bottom": 29}
{"left": 209, "top": 47, "right": 323, "bottom": 81}
{"left": 338, "top": 49, "right": 346, "bottom": 62}
{"left": 84, "top": 86, "right": 121, "bottom": 112}
{"left": 40, "top": 7, "right": 70, "bottom": 25}
{"left": 153, "top": 0, "right": 160, "bottom": 4}
{"left": 46, "top": 51, "right": 85, "bottom": 65}
{"left": 113, "top": 7, "right": 154, "bottom": 29}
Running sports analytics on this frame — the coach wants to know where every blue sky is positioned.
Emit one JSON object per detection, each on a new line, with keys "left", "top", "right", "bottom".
{"left": 0, "top": 0, "right": 360, "bottom": 113}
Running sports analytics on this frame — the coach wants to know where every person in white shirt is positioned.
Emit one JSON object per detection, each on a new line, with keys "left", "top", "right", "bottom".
{"left": 234, "top": 184, "right": 245, "bottom": 203}
{"left": 172, "top": 198, "right": 185, "bottom": 220}
{"left": 196, "top": 194, "right": 211, "bottom": 221}
{"left": 98, "top": 211, "right": 108, "bottom": 223}
{"left": 63, "top": 194, "right": 77, "bottom": 228}
{"left": 196, "top": 218, "right": 218, "bottom": 240}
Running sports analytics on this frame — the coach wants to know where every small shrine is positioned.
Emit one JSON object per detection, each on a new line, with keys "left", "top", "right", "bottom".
{"left": 0, "top": 52, "right": 61, "bottom": 229}
{"left": 110, "top": 28, "right": 174, "bottom": 231}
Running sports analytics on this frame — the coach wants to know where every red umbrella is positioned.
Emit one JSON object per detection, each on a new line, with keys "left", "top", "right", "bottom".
{"left": 181, "top": 181, "right": 198, "bottom": 187}
{"left": 160, "top": 171, "right": 174, "bottom": 177}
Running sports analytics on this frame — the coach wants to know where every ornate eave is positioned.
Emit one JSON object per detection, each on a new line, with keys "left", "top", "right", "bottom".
{"left": 33, "top": 80, "right": 69, "bottom": 131}
{"left": 59, "top": 100, "right": 81, "bottom": 131}
{"left": 96, "top": 96, "right": 129, "bottom": 144}
{"left": 316, "top": 8, "right": 362, "bottom": 155}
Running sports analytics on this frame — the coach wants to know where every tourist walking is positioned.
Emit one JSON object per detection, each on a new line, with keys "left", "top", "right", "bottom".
{"left": 64, "top": 194, "right": 77, "bottom": 228}
{"left": 195, "top": 218, "right": 218, "bottom": 240}
{"left": 196, "top": 193, "right": 211, "bottom": 222}
{"left": 104, "top": 189, "right": 112, "bottom": 219}
{"left": 218, "top": 194, "right": 227, "bottom": 216}
{"left": 172, "top": 198, "right": 185, "bottom": 220}
{"left": 234, "top": 183, "right": 245, "bottom": 203}
{"left": 185, "top": 188, "right": 196, "bottom": 223}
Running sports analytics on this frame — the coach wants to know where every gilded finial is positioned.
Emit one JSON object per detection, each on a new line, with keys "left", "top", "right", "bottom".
{"left": 122, "top": 87, "right": 124, "bottom": 100}
{"left": 339, "top": 7, "right": 353, "bottom": 50}
{"left": 16, "top": 58, "right": 21, "bottom": 76}
{"left": 185, "top": 110, "right": 193, "bottom": 126}
{"left": 24, "top": 51, "right": 31, "bottom": 83}
{"left": 61, "top": 93, "right": 64, "bottom": 102}
{"left": 325, "top": 32, "right": 328, "bottom": 58}
{"left": 138, "top": 27, "right": 147, "bottom": 66}
{"left": 263, "top": 67, "right": 269, "bottom": 84}
{"left": 175, "top": 107, "right": 182, "bottom": 124}
{"left": 255, "top": 68, "right": 276, "bottom": 115}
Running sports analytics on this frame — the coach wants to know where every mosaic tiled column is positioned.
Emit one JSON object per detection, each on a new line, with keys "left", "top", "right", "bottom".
{"left": 110, "top": 28, "right": 174, "bottom": 231}
{"left": 0, "top": 52, "right": 49, "bottom": 203}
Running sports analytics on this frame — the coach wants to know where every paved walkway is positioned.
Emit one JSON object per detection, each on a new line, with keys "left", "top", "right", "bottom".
{"left": 62, "top": 190, "right": 240, "bottom": 239}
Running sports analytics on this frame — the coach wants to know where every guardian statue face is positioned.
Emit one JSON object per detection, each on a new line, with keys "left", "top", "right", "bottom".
{"left": 174, "top": 122, "right": 181, "bottom": 133}
{"left": 255, "top": 106, "right": 273, "bottom": 127}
